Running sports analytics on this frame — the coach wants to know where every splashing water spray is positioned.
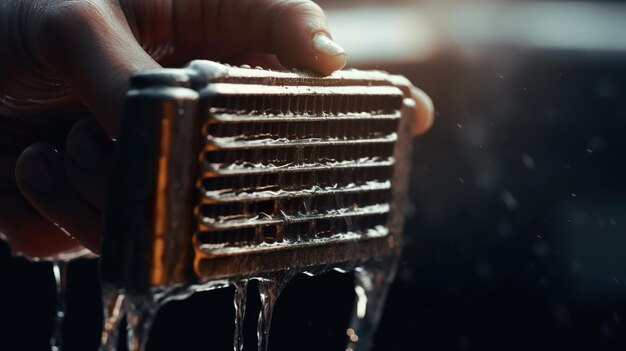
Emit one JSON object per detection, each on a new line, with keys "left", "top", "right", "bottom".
{"left": 100, "top": 61, "right": 418, "bottom": 350}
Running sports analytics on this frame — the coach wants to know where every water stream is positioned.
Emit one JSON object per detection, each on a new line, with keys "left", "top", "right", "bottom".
{"left": 256, "top": 272, "right": 293, "bottom": 351}
{"left": 95, "top": 247, "right": 398, "bottom": 351}
{"left": 100, "top": 287, "right": 126, "bottom": 351}
{"left": 50, "top": 261, "right": 67, "bottom": 351}
{"left": 125, "top": 296, "right": 159, "bottom": 351}
{"left": 233, "top": 281, "right": 248, "bottom": 351}
{"left": 97, "top": 257, "right": 398, "bottom": 351}
{"left": 345, "top": 258, "right": 399, "bottom": 351}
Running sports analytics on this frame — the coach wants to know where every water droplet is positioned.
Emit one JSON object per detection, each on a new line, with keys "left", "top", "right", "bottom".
{"left": 521, "top": 153, "right": 535, "bottom": 169}
{"left": 50, "top": 261, "right": 67, "bottom": 351}
{"left": 501, "top": 191, "right": 518, "bottom": 210}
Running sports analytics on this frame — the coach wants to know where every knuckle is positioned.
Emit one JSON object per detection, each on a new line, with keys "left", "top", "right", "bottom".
{"left": 268, "top": 0, "right": 327, "bottom": 35}
{"left": 38, "top": 1, "right": 105, "bottom": 39}
{"left": 51, "top": 0, "right": 104, "bottom": 19}
{"left": 278, "top": 0, "right": 324, "bottom": 18}
{"left": 34, "top": 1, "right": 111, "bottom": 64}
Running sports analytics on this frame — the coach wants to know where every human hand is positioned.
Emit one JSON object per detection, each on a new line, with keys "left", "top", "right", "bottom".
{"left": 0, "top": 0, "right": 433, "bottom": 259}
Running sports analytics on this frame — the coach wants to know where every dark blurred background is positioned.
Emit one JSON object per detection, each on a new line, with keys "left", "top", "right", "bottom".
{"left": 2, "top": 0, "right": 626, "bottom": 350}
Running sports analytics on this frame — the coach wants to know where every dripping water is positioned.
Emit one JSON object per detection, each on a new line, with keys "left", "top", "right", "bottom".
{"left": 257, "top": 282, "right": 278, "bottom": 351}
{"left": 257, "top": 272, "right": 293, "bottom": 351}
{"left": 100, "top": 287, "right": 126, "bottom": 351}
{"left": 346, "top": 257, "right": 399, "bottom": 351}
{"left": 36, "top": 249, "right": 93, "bottom": 351}
{"left": 233, "top": 281, "right": 248, "bottom": 351}
{"left": 50, "top": 261, "right": 67, "bottom": 351}
{"left": 334, "top": 194, "right": 353, "bottom": 232}
{"left": 125, "top": 296, "right": 158, "bottom": 351}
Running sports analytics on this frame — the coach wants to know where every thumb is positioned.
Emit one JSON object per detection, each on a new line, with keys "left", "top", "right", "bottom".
{"left": 33, "top": 1, "right": 160, "bottom": 136}
{"left": 168, "top": 0, "right": 346, "bottom": 74}
{"left": 258, "top": 0, "right": 348, "bottom": 75}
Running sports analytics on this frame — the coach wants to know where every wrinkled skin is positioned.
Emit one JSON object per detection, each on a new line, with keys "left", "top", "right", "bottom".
{"left": 0, "top": 0, "right": 434, "bottom": 259}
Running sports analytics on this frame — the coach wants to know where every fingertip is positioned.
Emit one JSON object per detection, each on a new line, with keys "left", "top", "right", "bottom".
{"left": 15, "top": 143, "right": 102, "bottom": 254}
{"left": 0, "top": 194, "right": 84, "bottom": 260}
{"left": 15, "top": 143, "right": 62, "bottom": 195}
{"left": 411, "top": 86, "right": 435, "bottom": 136}
{"left": 310, "top": 32, "right": 347, "bottom": 75}
{"left": 8, "top": 145, "right": 85, "bottom": 259}
{"left": 270, "top": 1, "right": 346, "bottom": 75}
